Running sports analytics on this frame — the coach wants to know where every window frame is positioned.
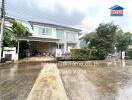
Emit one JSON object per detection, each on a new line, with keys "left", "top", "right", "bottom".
{"left": 38, "top": 26, "right": 53, "bottom": 36}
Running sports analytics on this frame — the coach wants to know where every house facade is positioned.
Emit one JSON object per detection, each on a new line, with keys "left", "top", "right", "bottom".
{"left": 5, "top": 18, "right": 81, "bottom": 56}
{"left": 29, "top": 22, "right": 81, "bottom": 54}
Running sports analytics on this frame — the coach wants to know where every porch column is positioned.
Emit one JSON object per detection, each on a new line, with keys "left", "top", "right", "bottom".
{"left": 64, "top": 42, "right": 67, "bottom": 52}
{"left": 57, "top": 43, "right": 59, "bottom": 49}
{"left": 76, "top": 33, "right": 80, "bottom": 49}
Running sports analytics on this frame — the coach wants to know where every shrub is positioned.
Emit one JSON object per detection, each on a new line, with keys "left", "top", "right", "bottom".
{"left": 79, "top": 48, "right": 90, "bottom": 60}
{"left": 70, "top": 48, "right": 91, "bottom": 61}
{"left": 90, "top": 47, "right": 106, "bottom": 60}
{"left": 70, "top": 49, "right": 80, "bottom": 56}
{"left": 126, "top": 50, "right": 132, "bottom": 59}
{"left": 57, "top": 48, "right": 106, "bottom": 61}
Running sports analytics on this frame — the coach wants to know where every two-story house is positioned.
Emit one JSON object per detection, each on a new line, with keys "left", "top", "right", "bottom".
{"left": 5, "top": 18, "right": 81, "bottom": 56}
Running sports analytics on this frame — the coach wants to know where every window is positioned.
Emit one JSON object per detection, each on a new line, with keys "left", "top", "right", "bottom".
{"left": 46, "top": 28, "right": 52, "bottom": 36}
{"left": 66, "top": 31, "right": 77, "bottom": 41}
{"left": 38, "top": 27, "right": 46, "bottom": 35}
{"left": 38, "top": 27, "right": 52, "bottom": 36}
{"left": 57, "top": 30, "right": 64, "bottom": 41}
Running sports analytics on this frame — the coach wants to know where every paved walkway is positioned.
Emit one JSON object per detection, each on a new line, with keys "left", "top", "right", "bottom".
{"left": 26, "top": 64, "right": 68, "bottom": 100}
{"left": 17, "top": 56, "right": 55, "bottom": 63}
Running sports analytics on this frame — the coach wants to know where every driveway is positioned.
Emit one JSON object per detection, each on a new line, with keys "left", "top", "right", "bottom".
{"left": 1, "top": 60, "right": 132, "bottom": 100}
{"left": 0, "top": 62, "right": 43, "bottom": 100}
{"left": 58, "top": 60, "right": 132, "bottom": 100}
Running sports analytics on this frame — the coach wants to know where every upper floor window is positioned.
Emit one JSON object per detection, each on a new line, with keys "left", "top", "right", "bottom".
{"left": 56, "top": 30, "right": 64, "bottom": 41}
{"left": 38, "top": 27, "right": 52, "bottom": 36}
{"left": 66, "top": 31, "right": 77, "bottom": 41}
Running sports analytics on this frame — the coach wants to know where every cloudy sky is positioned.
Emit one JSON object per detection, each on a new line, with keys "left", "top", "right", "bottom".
{"left": 5, "top": 0, "right": 132, "bottom": 33}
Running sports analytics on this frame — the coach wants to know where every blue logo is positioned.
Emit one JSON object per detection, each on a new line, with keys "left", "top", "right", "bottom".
{"left": 109, "top": 5, "right": 124, "bottom": 16}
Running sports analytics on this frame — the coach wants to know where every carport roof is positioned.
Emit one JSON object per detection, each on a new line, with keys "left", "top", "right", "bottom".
{"left": 16, "top": 36, "right": 59, "bottom": 43}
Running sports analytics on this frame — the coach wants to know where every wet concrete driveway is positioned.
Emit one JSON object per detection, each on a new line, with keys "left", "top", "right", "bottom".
{"left": 0, "top": 62, "right": 43, "bottom": 100}
{"left": 1, "top": 60, "right": 132, "bottom": 100}
{"left": 58, "top": 60, "right": 132, "bottom": 100}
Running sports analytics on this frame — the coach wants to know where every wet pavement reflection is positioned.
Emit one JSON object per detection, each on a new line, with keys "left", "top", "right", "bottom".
{"left": 0, "top": 62, "right": 43, "bottom": 100}
{"left": 58, "top": 60, "right": 132, "bottom": 100}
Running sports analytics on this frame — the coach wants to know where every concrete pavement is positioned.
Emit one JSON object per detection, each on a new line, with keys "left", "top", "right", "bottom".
{"left": 26, "top": 63, "right": 68, "bottom": 100}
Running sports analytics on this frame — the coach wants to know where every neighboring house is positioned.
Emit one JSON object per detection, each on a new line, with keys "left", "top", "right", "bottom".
{"left": 5, "top": 18, "right": 81, "bottom": 56}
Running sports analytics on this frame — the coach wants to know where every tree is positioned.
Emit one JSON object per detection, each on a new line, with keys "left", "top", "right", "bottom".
{"left": 82, "top": 23, "right": 118, "bottom": 59}
{"left": 11, "top": 20, "right": 31, "bottom": 37}
{"left": 3, "top": 28, "right": 16, "bottom": 47}
{"left": 82, "top": 32, "right": 97, "bottom": 44}
{"left": 3, "top": 20, "right": 31, "bottom": 47}
{"left": 96, "top": 23, "right": 118, "bottom": 53}
{"left": 116, "top": 30, "right": 131, "bottom": 52}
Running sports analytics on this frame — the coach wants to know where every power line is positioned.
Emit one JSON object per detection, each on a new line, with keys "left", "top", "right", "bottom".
{"left": 5, "top": 1, "right": 83, "bottom": 28}
{"left": 3, "top": 0, "right": 86, "bottom": 31}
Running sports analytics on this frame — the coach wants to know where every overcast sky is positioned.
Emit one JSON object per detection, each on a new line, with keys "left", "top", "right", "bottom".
{"left": 4, "top": 0, "right": 132, "bottom": 33}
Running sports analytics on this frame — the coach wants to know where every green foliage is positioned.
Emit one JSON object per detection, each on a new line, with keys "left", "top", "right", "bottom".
{"left": 90, "top": 47, "right": 106, "bottom": 60}
{"left": 3, "top": 20, "right": 31, "bottom": 47}
{"left": 82, "top": 23, "right": 118, "bottom": 59}
{"left": 116, "top": 30, "right": 131, "bottom": 51}
{"left": 11, "top": 20, "right": 31, "bottom": 37}
{"left": 3, "top": 28, "right": 17, "bottom": 47}
{"left": 70, "top": 48, "right": 105, "bottom": 61}
{"left": 70, "top": 49, "right": 88, "bottom": 61}
{"left": 70, "top": 49, "right": 83, "bottom": 61}
{"left": 82, "top": 32, "right": 96, "bottom": 45}
{"left": 96, "top": 23, "right": 118, "bottom": 53}
{"left": 70, "top": 49, "right": 80, "bottom": 55}
{"left": 79, "top": 48, "right": 90, "bottom": 60}
{"left": 57, "top": 47, "right": 106, "bottom": 61}
{"left": 126, "top": 50, "right": 132, "bottom": 59}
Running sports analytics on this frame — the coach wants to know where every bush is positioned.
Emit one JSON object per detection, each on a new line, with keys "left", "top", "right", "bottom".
{"left": 70, "top": 48, "right": 90, "bottom": 61}
{"left": 71, "top": 49, "right": 80, "bottom": 55}
{"left": 90, "top": 48, "right": 106, "bottom": 60}
{"left": 79, "top": 49, "right": 90, "bottom": 60}
{"left": 71, "top": 56, "right": 83, "bottom": 61}
{"left": 57, "top": 48, "right": 106, "bottom": 61}
{"left": 126, "top": 50, "right": 132, "bottom": 59}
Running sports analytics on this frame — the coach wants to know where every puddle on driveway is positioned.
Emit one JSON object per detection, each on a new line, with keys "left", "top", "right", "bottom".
{"left": 0, "top": 62, "right": 43, "bottom": 100}
{"left": 58, "top": 60, "right": 132, "bottom": 100}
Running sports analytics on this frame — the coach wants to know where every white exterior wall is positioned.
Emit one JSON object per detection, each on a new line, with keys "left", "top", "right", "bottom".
{"left": 32, "top": 25, "right": 80, "bottom": 53}
{"left": 76, "top": 33, "right": 80, "bottom": 48}
{"left": 52, "top": 28, "right": 57, "bottom": 38}
{"left": 64, "top": 31, "right": 67, "bottom": 52}
{"left": 2, "top": 47, "right": 18, "bottom": 61}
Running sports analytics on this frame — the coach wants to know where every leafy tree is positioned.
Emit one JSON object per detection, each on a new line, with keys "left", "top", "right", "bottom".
{"left": 82, "top": 32, "right": 97, "bottom": 44}
{"left": 82, "top": 23, "right": 118, "bottom": 59}
{"left": 116, "top": 30, "right": 131, "bottom": 52}
{"left": 11, "top": 20, "right": 31, "bottom": 37}
{"left": 3, "top": 20, "right": 31, "bottom": 47}
{"left": 3, "top": 28, "right": 16, "bottom": 47}
{"left": 96, "top": 23, "right": 118, "bottom": 53}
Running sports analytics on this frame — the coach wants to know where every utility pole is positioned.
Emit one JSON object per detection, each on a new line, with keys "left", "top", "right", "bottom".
{"left": 0, "top": 0, "right": 5, "bottom": 60}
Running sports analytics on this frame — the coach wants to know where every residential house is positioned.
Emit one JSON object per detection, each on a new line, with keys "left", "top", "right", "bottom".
{"left": 5, "top": 18, "right": 81, "bottom": 56}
